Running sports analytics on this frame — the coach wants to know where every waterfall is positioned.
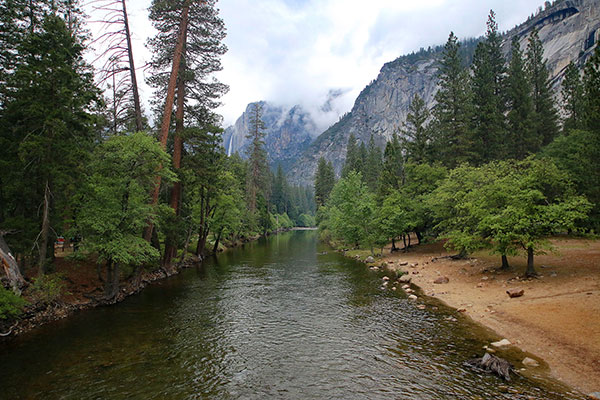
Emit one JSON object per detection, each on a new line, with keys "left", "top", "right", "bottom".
{"left": 227, "top": 133, "right": 234, "bottom": 157}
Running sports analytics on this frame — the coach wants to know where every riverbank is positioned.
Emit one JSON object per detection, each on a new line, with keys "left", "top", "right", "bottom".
{"left": 361, "top": 237, "right": 599, "bottom": 394}
{"left": 1, "top": 229, "right": 300, "bottom": 339}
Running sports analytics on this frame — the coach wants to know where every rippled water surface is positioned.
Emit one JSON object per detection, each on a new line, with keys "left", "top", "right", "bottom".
{"left": 0, "top": 231, "right": 584, "bottom": 399}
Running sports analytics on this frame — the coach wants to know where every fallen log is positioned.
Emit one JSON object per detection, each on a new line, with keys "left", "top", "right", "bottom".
{"left": 464, "top": 352, "right": 514, "bottom": 381}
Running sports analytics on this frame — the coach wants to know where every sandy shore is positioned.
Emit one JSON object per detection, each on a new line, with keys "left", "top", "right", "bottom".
{"left": 377, "top": 237, "right": 600, "bottom": 395}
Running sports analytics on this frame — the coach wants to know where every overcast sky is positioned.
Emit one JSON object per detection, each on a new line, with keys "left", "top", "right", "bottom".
{"left": 86, "top": 0, "right": 545, "bottom": 130}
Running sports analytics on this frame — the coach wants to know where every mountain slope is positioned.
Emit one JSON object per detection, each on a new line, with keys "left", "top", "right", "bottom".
{"left": 288, "top": 0, "right": 600, "bottom": 185}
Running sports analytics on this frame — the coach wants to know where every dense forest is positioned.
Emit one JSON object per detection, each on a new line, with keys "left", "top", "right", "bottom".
{"left": 0, "top": 0, "right": 314, "bottom": 318}
{"left": 315, "top": 11, "right": 600, "bottom": 277}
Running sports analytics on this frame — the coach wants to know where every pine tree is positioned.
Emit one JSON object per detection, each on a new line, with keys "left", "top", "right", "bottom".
{"left": 561, "top": 61, "right": 584, "bottom": 132}
{"left": 470, "top": 10, "right": 507, "bottom": 164}
{"left": 314, "top": 157, "right": 335, "bottom": 208}
{"left": 0, "top": 13, "right": 100, "bottom": 272}
{"left": 377, "top": 134, "right": 405, "bottom": 197}
{"left": 583, "top": 45, "right": 600, "bottom": 132}
{"left": 341, "top": 134, "right": 362, "bottom": 178}
{"left": 363, "top": 135, "right": 383, "bottom": 191}
{"left": 526, "top": 26, "right": 559, "bottom": 146}
{"left": 401, "top": 94, "right": 432, "bottom": 163}
{"left": 431, "top": 32, "right": 472, "bottom": 167}
{"left": 506, "top": 36, "right": 537, "bottom": 159}
{"left": 246, "top": 102, "right": 269, "bottom": 213}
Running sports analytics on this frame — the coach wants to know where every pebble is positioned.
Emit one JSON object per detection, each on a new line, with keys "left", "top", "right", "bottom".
{"left": 408, "top": 294, "right": 418, "bottom": 301}
{"left": 399, "top": 261, "right": 408, "bottom": 266}
{"left": 382, "top": 276, "right": 390, "bottom": 281}
{"left": 417, "top": 304, "right": 426, "bottom": 310}
{"left": 402, "top": 284, "right": 410, "bottom": 289}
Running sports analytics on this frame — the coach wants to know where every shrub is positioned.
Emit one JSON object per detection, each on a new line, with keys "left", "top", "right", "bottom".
{"left": 30, "top": 274, "right": 68, "bottom": 305}
{"left": 0, "top": 286, "right": 27, "bottom": 320}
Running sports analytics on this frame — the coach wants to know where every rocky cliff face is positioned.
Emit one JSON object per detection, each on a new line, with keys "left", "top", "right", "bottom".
{"left": 288, "top": 0, "right": 600, "bottom": 186}
{"left": 223, "top": 101, "right": 319, "bottom": 171}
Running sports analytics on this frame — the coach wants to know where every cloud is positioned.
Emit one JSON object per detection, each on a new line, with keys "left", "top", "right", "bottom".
{"left": 85, "top": 0, "right": 545, "bottom": 130}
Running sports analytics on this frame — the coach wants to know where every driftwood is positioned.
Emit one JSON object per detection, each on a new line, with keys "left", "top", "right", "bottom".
{"left": 0, "top": 233, "right": 26, "bottom": 293}
{"left": 464, "top": 353, "right": 514, "bottom": 381}
{"left": 0, "top": 322, "right": 18, "bottom": 337}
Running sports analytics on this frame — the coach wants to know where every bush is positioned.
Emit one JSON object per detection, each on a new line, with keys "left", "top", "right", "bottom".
{"left": 297, "top": 213, "right": 316, "bottom": 227}
{"left": 29, "top": 274, "right": 68, "bottom": 305}
{"left": 0, "top": 286, "right": 27, "bottom": 320}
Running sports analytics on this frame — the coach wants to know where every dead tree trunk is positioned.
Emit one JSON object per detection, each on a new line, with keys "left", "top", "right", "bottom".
{"left": 121, "top": 0, "right": 143, "bottom": 132}
{"left": 0, "top": 234, "right": 25, "bottom": 294}
{"left": 144, "top": 0, "right": 192, "bottom": 242}
{"left": 38, "top": 180, "right": 51, "bottom": 274}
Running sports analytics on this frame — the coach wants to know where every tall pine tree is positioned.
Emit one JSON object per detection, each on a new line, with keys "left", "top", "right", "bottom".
{"left": 401, "top": 94, "right": 432, "bottom": 163}
{"left": 561, "top": 61, "right": 584, "bottom": 132}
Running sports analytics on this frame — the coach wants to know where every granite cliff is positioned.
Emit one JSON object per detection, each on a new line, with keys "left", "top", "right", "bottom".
{"left": 288, "top": 0, "right": 600, "bottom": 185}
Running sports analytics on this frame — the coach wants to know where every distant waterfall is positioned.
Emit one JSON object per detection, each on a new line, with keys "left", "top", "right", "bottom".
{"left": 227, "top": 134, "right": 234, "bottom": 157}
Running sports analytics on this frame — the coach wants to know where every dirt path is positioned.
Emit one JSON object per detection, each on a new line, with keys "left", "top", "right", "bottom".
{"left": 380, "top": 237, "right": 600, "bottom": 395}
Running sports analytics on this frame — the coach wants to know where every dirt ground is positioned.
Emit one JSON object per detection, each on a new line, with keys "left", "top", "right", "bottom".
{"left": 380, "top": 236, "right": 600, "bottom": 395}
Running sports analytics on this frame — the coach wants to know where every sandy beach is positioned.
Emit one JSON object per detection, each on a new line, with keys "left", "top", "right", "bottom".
{"left": 379, "top": 237, "right": 600, "bottom": 394}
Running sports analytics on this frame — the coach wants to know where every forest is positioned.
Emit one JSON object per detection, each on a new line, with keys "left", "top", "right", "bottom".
{"left": 0, "top": 0, "right": 314, "bottom": 319}
{"left": 315, "top": 11, "right": 600, "bottom": 278}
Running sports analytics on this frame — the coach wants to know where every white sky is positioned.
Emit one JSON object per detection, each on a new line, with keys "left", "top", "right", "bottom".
{"left": 85, "top": 0, "right": 546, "bottom": 129}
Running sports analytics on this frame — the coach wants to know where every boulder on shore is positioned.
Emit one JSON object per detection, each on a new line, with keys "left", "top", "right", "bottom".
{"left": 522, "top": 357, "right": 539, "bottom": 367}
{"left": 434, "top": 276, "right": 449, "bottom": 284}
{"left": 491, "top": 339, "right": 511, "bottom": 348}
{"left": 398, "top": 274, "right": 411, "bottom": 283}
{"left": 365, "top": 256, "right": 375, "bottom": 263}
{"left": 506, "top": 288, "right": 524, "bottom": 298}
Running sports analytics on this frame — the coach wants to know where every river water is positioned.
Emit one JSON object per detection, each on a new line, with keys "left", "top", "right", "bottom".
{"left": 0, "top": 230, "right": 584, "bottom": 399}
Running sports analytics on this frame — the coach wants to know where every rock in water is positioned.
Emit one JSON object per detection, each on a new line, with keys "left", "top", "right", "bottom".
{"left": 587, "top": 392, "right": 600, "bottom": 400}
{"left": 506, "top": 288, "right": 524, "bottom": 298}
{"left": 522, "top": 357, "right": 539, "bottom": 367}
{"left": 465, "top": 353, "right": 514, "bottom": 381}
{"left": 491, "top": 339, "right": 512, "bottom": 348}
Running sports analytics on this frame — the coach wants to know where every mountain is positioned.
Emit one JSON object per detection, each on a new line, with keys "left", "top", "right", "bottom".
{"left": 288, "top": 0, "right": 600, "bottom": 185}
{"left": 223, "top": 101, "right": 319, "bottom": 171}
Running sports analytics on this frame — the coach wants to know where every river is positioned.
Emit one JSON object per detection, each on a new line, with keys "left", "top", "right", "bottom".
{"left": 0, "top": 230, "right": 584, "bottom": 399}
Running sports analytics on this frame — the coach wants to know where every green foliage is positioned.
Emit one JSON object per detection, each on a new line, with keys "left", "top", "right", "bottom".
{"left": 430, "top": 158, "right": 591, "bottom": 273}
{"left": 561, "top": 61, "right": 584, "bottom": 132}
{"left": 401, "top": 94, "right": 432, "bottom": 163}
{"left": 297, "top": 213, "right": 316, "bottom": 228}
{"left": 0, "top": 286, "right": 27, "bottom": 320}
{"left": 76, "top": 132, "right": 175, "bottom": 267}
{"left": 583, "top": 44, "right": 600, "bottom": 131}
{"left": 29, "top": 274, "right": 68, "bottom": 305}
{"left": 314, "top": 157, "right": 336, "bottom": 209}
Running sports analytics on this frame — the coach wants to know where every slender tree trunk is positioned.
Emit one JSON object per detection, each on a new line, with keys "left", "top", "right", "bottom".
{"left": 144, "top": 0, "right": 192, "bottom": 242}
{"left": 407, "top": 233, "right": 411, "bottom": 248}
{"left": 180, "top": 227, "right": 192, "bottom": 263}
{"left": 501, "top": 254, "right": 510, "bottom": 270}
{"left": 402, "top": 235, "right": 408, "bottom": 252}
{"left": 104, "top": 260, "right": 113, "bottom": 298}
{"left": 212, "top": 228, "right": 223, "bottom": 254}
{"left": 391, "top": 237, "right": 397, "bottom": 252}
{"left": 38, "top": 180, "right": 51, "bottom": 274}
{"left": 526, "top": 247, "right": 536, "bottom": 277}
{"left": 121, "top": 0, "right": 143, "bottom": 132}
{"left": 0, "top": 235, "right": 25, "bottom": 294}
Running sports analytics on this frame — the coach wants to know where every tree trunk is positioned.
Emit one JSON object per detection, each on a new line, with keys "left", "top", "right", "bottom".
{"left": 121, "top": 0, "right": 143, "bottom": 132}
{"left": 212, "top": 228, "right": 223, "bottom": 254}
{"left": 391, "top": 237, "right": 397, "bottom": 252}
{"left": 144, "top": 0, "right": 192, "bottom": 242}
{"left": 407, "top": 233, "right": 411, "bottom": 248}
{"left": 179, "top": 227, "right": 192, "bottom": 263}
{"left": 501, "top": 254, "right": 510, "bottom": 270}
{"left": 415, "top": 230, "right": 422, "bottom": 245}
{"left": 526, "top": 247, "right": 536, "bottom": 277}
{"left": 163, "top": 48, "right": 187, "bottom": 266}
{"left": 0, "top": 234, "right": 25, "bottom": 294}
{"left": 38, "top": 180, "right": 51, "bottom": 274}
{"left": 402, "top": 235, "right": 408, "bottom": 252}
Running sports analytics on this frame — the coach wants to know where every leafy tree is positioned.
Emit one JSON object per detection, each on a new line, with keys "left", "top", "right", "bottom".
{"left": 561, "top": 61, "right": 584, "bottom": 132}
{"left": 506, "top": 36, "right": 537, "bottom": 159}
{"left": 470, "top": 10, "right": 507, "bottom": 164}
{"left": 430, "top": 159, "right": 590, "bottom": 276}
{"left": 430, "top": 32, "right": 472, "bottom": 167}
{"left": 322, "top": 172, "right": 380, "bottom": 253}
{"left": 401, "top": 94, "right": 432, "bottom": 163}
{"left": 76, "top": 132, "right": 176, "bottom": 300}
{"left": 526, "top": 27, "right": 559, "bottom": 146}
{"left": 314, "top": 157, "right": 335, "bottom": 208}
